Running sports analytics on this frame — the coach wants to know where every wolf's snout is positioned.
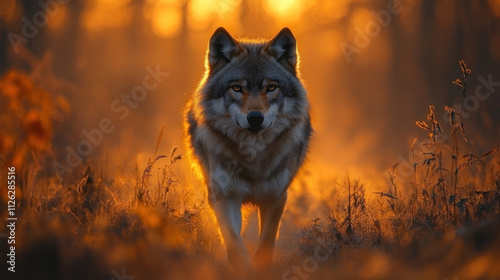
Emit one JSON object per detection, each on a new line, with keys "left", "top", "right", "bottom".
{"left": 247, "top": 111, "right": 264, "bottom": 127}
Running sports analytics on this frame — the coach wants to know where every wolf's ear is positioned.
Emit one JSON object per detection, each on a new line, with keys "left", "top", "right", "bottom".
{"left": 207, "top": 27, "right": 241, "bottom": 73}
{"left": 267, "top": 28, "right": 297, "bottom": 74}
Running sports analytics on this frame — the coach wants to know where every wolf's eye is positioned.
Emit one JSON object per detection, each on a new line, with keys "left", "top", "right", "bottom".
{"left": 267, "top": 85, "right": 277, "bottom": 92}
{"left": 232, "top": 85, "right": 242, "bottom": 92}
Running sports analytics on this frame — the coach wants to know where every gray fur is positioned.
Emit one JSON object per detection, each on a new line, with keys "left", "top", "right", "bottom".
{"left": 184, "top": 27, "right": 312, "bottom": 271}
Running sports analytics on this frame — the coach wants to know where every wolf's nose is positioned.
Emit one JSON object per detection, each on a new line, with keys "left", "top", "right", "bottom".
{"left": 247, "top": 111, "right": 264, "bottom": 127}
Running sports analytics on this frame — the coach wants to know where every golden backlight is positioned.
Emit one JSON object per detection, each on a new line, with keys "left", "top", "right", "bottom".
{"left": 1, "top": 0, "right": 500, "bottom": 279}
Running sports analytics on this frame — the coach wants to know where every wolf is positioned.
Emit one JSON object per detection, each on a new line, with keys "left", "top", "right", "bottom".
{"left": 184, "top": 27, "right": 312, "bottom": 271}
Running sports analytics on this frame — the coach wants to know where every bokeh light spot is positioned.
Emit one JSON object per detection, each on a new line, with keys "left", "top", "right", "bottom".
{"left": 152, "top": 5, "right": 182, "bottom": 37}
{"left": 263, "top": 0, "right": 308, "bottom": 23}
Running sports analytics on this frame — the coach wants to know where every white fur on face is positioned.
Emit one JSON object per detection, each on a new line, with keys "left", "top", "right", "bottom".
{"left": 229, "top": 103, "right": 248, "bottom": 128}
{"left": 262, "top": 104, "right": 278, "bottom": 128}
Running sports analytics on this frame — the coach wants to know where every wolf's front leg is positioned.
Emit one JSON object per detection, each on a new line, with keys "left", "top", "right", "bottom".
{"left": 210, "top": 197, "right": 252, "bottom": 272}
{"left": 208, "top": 167, "right": 252, "bottom": 272}
{"left": 253, "top": 191, "right": 288, "bottom": 269}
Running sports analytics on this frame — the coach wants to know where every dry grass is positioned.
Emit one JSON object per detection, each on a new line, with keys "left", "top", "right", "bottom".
{"left": 294, "top": 61, "right": 500, "bottom": 279}
{"left": 1, "top": 61, "right": 499, "bottom": 279}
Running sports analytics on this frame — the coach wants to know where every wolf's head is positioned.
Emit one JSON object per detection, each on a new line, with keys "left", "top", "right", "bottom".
{"left": 198, "top": 27, "right": 309, "bottom": 138}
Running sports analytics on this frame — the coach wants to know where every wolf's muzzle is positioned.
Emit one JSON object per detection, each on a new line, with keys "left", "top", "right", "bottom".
{"left": 247, "top": 111, "right": 264, "bottom": 132}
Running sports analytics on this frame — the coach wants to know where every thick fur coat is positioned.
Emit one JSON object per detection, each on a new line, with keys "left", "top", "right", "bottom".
{"left": 184, "top": 27, "right": 312, "bottom": 271}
